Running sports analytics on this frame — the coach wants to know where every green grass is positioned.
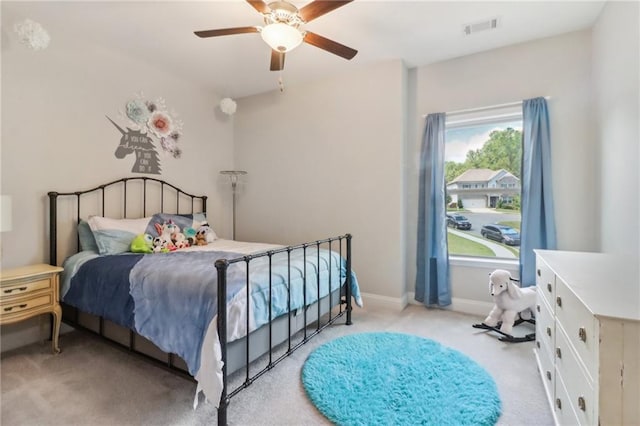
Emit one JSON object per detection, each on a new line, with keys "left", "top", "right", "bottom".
{"left": 447, "top": 231, "right": 495, "bottom": 257}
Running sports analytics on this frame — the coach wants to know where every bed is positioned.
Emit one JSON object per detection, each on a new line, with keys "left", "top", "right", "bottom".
{"left": 47, "top": 177, "right": 361, "bottom": 425}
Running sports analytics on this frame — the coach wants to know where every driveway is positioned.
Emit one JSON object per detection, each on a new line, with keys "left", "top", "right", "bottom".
{"left": 448, "top": 228, "right": 517, "bottom": 258}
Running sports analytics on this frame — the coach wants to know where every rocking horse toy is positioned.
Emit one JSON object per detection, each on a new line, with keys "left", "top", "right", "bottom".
{"left": 472, "top": 269, "right": 536, "bottom": 343}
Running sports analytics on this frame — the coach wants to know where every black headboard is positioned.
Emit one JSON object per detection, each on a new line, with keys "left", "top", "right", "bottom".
{"left": 48, "top": 177, "right": 207, "bottom": 266}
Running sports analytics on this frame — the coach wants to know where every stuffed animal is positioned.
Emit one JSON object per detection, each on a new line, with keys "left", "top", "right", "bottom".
{"left": 195, "top": 232, "right": 208, "bottom": 246}
{"left": 483, "top": 269, "right": 536, "bottom": 335}
{"left": 196, "top": 222, "right": 216, "bottom": 244}
{"left": 152, "top": 236, "right": 167, "bottom": 253}
{"left": 154, "top": 220, "right": 178, "bottom": 251}
{"left": 130, "top": 233, "right": 154, "bottom": 254}
{"left": 172, "top": 231, "right": 191, "bottom": 249}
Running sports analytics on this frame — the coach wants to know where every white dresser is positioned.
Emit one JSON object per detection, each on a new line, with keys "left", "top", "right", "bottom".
{"left": 534, "top": 250, "right": 639, "bottom": 425}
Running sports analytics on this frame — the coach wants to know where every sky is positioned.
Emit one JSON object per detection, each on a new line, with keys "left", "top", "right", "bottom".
{"left": 445, "top": 120, "right": 522, "bottom": 164}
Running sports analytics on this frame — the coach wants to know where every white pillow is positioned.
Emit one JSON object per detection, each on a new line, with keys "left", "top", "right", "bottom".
{"left": 87, "top": 216, "right": 152, "bottom": 255}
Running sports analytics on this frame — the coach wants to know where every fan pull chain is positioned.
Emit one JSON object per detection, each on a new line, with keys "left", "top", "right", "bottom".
{"left": 278, "top": 74, "right": 285, "bottom": 92}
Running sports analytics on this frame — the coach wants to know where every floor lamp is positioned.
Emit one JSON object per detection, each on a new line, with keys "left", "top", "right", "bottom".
{"left": 220, "top": 170, "right": 247, "bottom": 240}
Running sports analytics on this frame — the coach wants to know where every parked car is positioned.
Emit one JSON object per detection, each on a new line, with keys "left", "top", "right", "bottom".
{"left": 446, "top": 214, "right": 472, "bottom": 230}
{"left": 481, "top": 224, "right": 521, "bottom": 246}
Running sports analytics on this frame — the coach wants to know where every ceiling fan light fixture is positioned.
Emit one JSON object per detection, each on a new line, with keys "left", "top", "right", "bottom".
{"left": 261, "top": 23, "right": 303, "bottom": 52}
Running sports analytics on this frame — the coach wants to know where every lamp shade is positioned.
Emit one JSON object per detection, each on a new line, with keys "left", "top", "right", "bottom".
{"left": 261, "top": 23, "right": 303, "bottom": 52}
{"left": 0, "top": 195, "right": 12, "bottom": 232}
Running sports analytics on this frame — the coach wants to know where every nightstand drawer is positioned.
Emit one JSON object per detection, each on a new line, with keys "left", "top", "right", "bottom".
{"left": 1, "top": 293, "right": 53, "bottom": 317}
{"left": 1, "top": 278, "right": 52, "bottom": 298}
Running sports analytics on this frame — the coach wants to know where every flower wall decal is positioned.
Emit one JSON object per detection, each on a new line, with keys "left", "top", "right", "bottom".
{"left": 120, "top": 93, "right": 183, "bottom": 159}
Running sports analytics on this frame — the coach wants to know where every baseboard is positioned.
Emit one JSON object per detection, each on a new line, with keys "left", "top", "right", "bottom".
{"left": 405, "top": 292, "right": 492, "bottom": 317}
{"left": 360, "top": 292, "right": 408, "bottom": 311}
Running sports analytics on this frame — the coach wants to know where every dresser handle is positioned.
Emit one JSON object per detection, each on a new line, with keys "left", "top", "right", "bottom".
{"left": 537, "top": 269, "right": 541, "bottom": 277}
{"left": 536, "top": 341, "right": 540, "bottom": 349}
{"left": 556, "top": 347, "right": 562, "bottom": 358}
{"left": 3, "top": 286, "right": 27, "bottom": 294}
{"left": 547, "top": 283, "right": 552, "bottom": 292}
{"left": 578, "top": 396, "right": 586, "bottom": 411}
{"left": 546, "top": 371, "right": 551, "bottom": 381}
{"left": 536, "top": 304, "right": 540, "bottom": 313}
{"left": 578, "top": 327, "right": 587, "bottom": 342}
{"left": 4, "top": 304, "right": 27, "bottom": 312}
{"left": 546, "top": 327, "right": 551, "bottom": 337}
{"left": 556, "top": 398, "right": 562, "bottom": 409}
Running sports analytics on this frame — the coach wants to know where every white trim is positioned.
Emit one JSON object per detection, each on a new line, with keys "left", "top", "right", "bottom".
{"left": 406, "top": 292, "right": 493, "bottom": 317}
{"left": 360, "top": 292, "right": 408, "bottom": 311}
{"left": 449, "top": 255, "right": 519, "bottom": 272}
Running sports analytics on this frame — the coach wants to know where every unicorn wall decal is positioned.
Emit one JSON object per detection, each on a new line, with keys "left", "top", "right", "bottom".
{"left": 107, "top": 116, "right": 161, "bottom": 175}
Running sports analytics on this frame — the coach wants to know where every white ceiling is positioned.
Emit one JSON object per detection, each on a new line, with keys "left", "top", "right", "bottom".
{"left": 2, "top": 1, "right": 606, "bottom": 99}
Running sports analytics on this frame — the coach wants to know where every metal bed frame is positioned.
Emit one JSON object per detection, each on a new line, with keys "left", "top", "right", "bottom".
{"left": 48, "top": 177, "right": 353, "bottom": 425}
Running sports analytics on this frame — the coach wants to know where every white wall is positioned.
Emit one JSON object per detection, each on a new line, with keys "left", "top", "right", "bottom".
{"left": 592, "top": 1, "right": 640, "bottom": 257}
{"left": 234, "top": 60, "right": 407, "bottom": 304}
{"left": 1, "top": 6, "right": 234, "bottom": 350}
{"left": 407, "top": 30, "right": 597, "bottom": 305}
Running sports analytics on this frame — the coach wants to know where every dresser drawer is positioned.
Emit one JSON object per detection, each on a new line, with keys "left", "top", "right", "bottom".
{"left": 0, "top": 293, "right": 53, "bottom": 318}
{"left": 536, "top": 257, "right": 556, "bottom": 312}
{"left": 555, "top": 277, "right": 597, "bottom": 381}
{"left": 536, "top": 288, "right": 555, "bottom": 352}
{"left": 1, "top": 277, "right": 52, "bottom": 299}
{"left": 556, "top": 325, "right": 595, "bottom": 426}
{"left": 535, "top": 343, "right": 555, "bottom": 406}
{"left": 555, "top": 373, "right": 581, "bottom": 426}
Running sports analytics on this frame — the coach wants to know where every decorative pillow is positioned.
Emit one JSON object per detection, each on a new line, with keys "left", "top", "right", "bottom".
{"left": 77, "top": 219, "right": 99, "bottom": 252}
{"left": 87, "top": 216, "right": 152, "bottom": 255}
{"left": 147, "top": 212, "right": 216, "bottom": 239}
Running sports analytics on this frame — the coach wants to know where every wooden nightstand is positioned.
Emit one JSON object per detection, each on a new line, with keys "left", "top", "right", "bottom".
{"left": 0, "top": 264, "right": 64, "bottom": 354}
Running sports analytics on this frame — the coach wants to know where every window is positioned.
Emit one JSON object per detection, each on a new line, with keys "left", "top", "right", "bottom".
{"left": 444, "top": 105, "right": 523, "bottom": 259}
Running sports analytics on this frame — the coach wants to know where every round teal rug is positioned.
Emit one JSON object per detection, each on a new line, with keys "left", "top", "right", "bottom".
{"left": 302, "top": 332, "right": 501, "bottom": 426}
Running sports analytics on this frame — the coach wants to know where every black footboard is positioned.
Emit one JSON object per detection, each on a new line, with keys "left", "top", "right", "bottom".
{"left": 215, "top": 234, "right": 353, "bottom": 426}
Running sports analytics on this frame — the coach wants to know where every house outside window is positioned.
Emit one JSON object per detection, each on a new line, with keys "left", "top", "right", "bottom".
{"left": 444, "top": 104, "right": 523, "bottom": 260}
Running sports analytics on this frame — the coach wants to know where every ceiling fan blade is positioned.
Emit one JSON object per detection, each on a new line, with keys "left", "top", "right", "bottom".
{"left": 194, "top": 26, "right": 260, "bottom": 38}
{"left": 270, "top": 50, "right": 285, "bottom": 71}
{"left": 303, "top": 31, "right": 357, "bottom": 60}
{"left": 246, "top": 0, "right": 271, "bottom": 14}
{"left": 299, "top": 1, "right": 353, "bottom": 23}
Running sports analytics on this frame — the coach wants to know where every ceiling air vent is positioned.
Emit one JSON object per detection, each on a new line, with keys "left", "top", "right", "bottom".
{"left": 463, "top": 17, "right": 499, "bottom": 36}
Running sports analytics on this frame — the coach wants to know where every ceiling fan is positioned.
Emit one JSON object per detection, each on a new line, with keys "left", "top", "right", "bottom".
{"left": 194, "top": 0, "right": 358, "bottom": 71}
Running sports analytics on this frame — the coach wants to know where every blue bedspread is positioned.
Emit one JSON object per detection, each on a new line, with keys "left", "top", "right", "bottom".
{"left": 63, "top": 247, "right": 361, "bottom": 378}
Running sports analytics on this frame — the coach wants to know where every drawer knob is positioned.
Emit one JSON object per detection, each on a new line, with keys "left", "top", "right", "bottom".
{"left": 537, "top": 269, "right": 541, "bottom": 277}
{"left": 546, "top": 371, "right": 552, "bottom": 381}
{"left": 578, "top": 396, "right": 586, "bottom": 411}
{"left": 556, "top": 347, "right": 562, "bottom": 359}
{"left": 536, "top": 341, "right": 540, "bottom": 349}
{"left": 578, "top": 327, "right": 587, "bottom": 342}
{"left": 546, "top": 327, "right": 552, "bottom": 337}
{"left": 556, "top": 296, "right": 562, "bottom": 307}
{"left": 3, "top": 286, "right": 27, "bottom": 294}
{"left": 536, "top": 304, "right": 540, "bottom": 313}
{"left": 547, "top": 283, "right": 552, "bottom": 292}
{"left": 556, "top": 398, "right": 562, "bottom": 409}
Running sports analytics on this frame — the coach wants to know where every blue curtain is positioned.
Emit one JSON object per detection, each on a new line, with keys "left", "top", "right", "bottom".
{"left": 520, "top": 97, "right": 557, "bottom": 287}
{"left": 415, "top": 113, "right": 451, "bottom": 306}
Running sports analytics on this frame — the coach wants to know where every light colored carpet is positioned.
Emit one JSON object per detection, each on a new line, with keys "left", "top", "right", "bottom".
{"left": 1, "top": 305, "right": 553, "bottom": 425}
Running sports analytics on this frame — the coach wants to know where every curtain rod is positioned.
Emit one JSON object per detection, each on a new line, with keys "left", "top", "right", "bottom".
{"left": 422, "top": 96, "right": 550, "bottom": 118}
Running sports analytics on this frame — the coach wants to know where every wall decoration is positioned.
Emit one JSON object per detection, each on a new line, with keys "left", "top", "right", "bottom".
{"left": 219, "top": 97, "right": 237, "bottom": 115}
{"left": 14, "top": 19, "right": 50, "bottom": 51}
{"left": 107, "top": 94, "right": 183, "bottom": 175}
